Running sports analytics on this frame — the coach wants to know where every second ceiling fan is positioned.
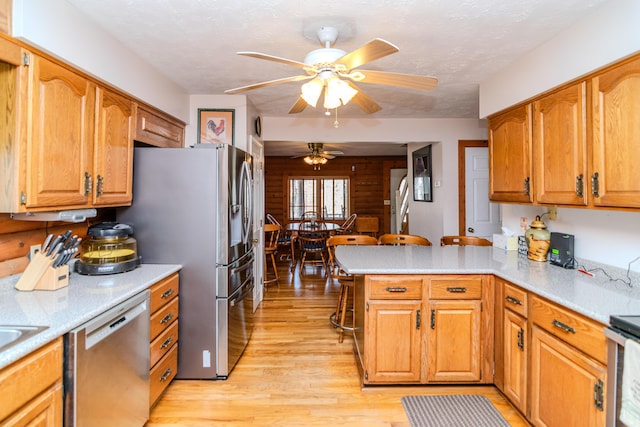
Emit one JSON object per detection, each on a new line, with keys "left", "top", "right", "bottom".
{"left": 225, "top": 26, "right": 438, "bottom": 115}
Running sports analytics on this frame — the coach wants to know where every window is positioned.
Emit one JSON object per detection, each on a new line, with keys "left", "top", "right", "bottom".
{"left": 289, "top": 177, "right": 349, "bottom": 221}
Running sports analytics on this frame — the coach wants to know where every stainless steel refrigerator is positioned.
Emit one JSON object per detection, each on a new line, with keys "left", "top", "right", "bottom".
{"left": 118, "top": 144, "right": 254, "bottom": 379}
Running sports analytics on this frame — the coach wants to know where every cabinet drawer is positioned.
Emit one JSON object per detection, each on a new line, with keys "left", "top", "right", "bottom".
{"left": 150, "top": 320, "right": 179, "bottom": 367}
{"left": 0, "top": 338, "right": 62, "bottom": 421}
{"left": 428, "top": 276, "right": 482, "bottom": 299}
{"left": 150, "top": 273, "right": 180, "bottom": 313}
{"left": 149, "top": 344, "right": 178, "bottom": 408}
{"left": 150, "top": 296, "right": 179, "bottom": 341}
{"left": 503, "top": 282, "right": 527, "bottom": 317}
{"left": 135, "top": 105, "right": 184, "bottom": 148}
{"left": 530, "top": 296, "right": 606, "bottom": 364}
{"left": 367, "top": 275, "right": 423, "bottom": 299}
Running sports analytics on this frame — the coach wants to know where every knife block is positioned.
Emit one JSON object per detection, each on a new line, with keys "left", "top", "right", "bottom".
{"left": 14, "top": 252, "right": 70, "bottom": 291}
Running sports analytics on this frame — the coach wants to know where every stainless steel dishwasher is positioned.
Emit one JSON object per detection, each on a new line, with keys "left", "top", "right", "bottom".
{"left": 65, "top": 290, "right": 150, "bottom": 427}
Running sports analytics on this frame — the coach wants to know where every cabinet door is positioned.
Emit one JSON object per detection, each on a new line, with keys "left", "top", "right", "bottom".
{"left": 26, "top": 55, "right": 94, "bottom": 209}
{"left": 93, "top": 87, "right": 134, "bottom": 206}
{"left": 591, "top": 56, "right": 640, "bottom": 208}
{"left": 488, "top": 105, "right": 533, "bottom": 203}
{"left": 427, "top": 300, "right": 481, "bottom": 382}
{"left": 365, "top": 300, "right": 421, "bottom": 383}
{"left": 530, "top": 326, "right": 606, "bottom": 427}
{"left": 533, "top": 82, "right": 588, "bottom": 205}
{"left": 1, "top": 383, "right": 62, "bottom": 427}
{"left": 503, "top": 309, "right": 527, "bottom": 414}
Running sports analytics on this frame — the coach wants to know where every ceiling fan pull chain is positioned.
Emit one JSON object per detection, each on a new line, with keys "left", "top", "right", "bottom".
{"left": 334, "top": 108, "right": 339, "bottom": 128}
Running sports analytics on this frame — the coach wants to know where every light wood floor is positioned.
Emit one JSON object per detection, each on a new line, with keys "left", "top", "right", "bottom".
{"left": 147, "top": 261, "right": 530, "bottom": 426}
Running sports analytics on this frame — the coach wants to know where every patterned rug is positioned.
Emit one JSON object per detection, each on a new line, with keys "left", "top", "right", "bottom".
{"left": 401, "top": 395, "right": 511, "bottom": 427}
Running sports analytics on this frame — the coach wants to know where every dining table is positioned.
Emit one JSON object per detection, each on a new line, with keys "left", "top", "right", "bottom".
{"left": 285, "top": 221, "right": 341, "bottom": 270}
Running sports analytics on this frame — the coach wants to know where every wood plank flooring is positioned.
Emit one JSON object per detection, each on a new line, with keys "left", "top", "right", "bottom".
{"left": 147, "top": 262, "right": 530, "bottom": 426}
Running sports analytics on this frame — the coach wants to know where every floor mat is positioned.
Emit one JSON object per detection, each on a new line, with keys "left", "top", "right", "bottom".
{"left": 401, "top": 395, "right": 511, "bottom": 427}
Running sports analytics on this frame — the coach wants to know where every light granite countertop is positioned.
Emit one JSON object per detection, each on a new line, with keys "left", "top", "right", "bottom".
{"left": 0, "top": 263, "right": 181, "bottom": 369}
{"left": 335, "top": 245, "right": 640, "bottom": 325}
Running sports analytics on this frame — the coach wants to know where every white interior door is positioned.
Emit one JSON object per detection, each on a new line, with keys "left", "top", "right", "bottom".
{"left": 390, "top": 168, "right": 407, "bottom": 233}
{"left": 251, "top": 136, "right": 264, "bottom": 309}
{"left": 465, "top": 147, "right": 501, "bottom": 238}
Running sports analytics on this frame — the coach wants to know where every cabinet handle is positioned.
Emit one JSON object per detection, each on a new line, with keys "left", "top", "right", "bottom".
{"left": 446, "top": 287, "right": 467, "bottom": 293}
{"left": 505, "top": 295, "right": 522, "bottom": 306}
{"left": 160, "top": 336, "right": 174, "bottom": 349}
{"left": 96, "top": 175, "right": 104, "bottom": 197}
{"left": 84, "top": 172, "right": 92, "bottom": 196}
{"left": 575, "top": 174, "right": 584, "bottom": 197}
{"left": 523, "top": 177, "right": 530, "bottom": 196}
{"left": 594, "top": 378, "right": 604, "bottom": 411}
{"left": 430, "top": 309, "right": 436, "bottom": 329}
{"left": 416, "top": 309, "right": 421, "bottom": 330}
{"left": 517, "top": 328, "right": 524, "bottom": 351}
{"left": 160, "top": 368, "right": 173, "bottom": 382}
{"left": 160, "top": 313, "right": 174, "bottom": 324}
{"left": 552, "top": 319, "right": 576, "bottom": 334}
{"left": 161, "top": 288, "right": 175, "bottom": 299}
{"left": 385, "top": 287, "right": 407, "bottom": 293}
{"left": 591, "top": 172, "right": 600, "bottom": 198}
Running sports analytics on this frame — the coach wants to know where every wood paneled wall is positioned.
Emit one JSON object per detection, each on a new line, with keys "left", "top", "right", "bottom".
{"left": 0, "top": 210, "right": 114, "bottom": 278}
{"left": 265, "top": 156, "right": 407, "bottom": 234}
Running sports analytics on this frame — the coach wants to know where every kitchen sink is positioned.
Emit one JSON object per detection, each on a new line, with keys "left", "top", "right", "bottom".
{"left": 0, "top": 325, "right": 48, "bottom": 352}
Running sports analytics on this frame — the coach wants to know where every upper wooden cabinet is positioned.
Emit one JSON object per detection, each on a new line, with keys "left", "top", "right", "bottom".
{"left": 488, "top": 105, "right": 533, "bottom": 203}
{"left": 591, "top": 55, "right": 640, "bottom": 209}
{"left": 93, "top": 87, "right": 134, "bottom": 207}
{"left": 26, "top": 55, "right": 96, "bottom": 210}
{"left": 134, "top": 104, "right": 185, "bottom": 148}
{"left": 533, "top": 82, "right": 588, "bottom": 206}
{"left": 489, "top": 52, "right": 640, "bottom": 211}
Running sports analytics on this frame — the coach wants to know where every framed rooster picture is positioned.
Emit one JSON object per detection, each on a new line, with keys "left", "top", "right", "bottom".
{"left": 197, "top": 108, "right": 235, "bottom": 145}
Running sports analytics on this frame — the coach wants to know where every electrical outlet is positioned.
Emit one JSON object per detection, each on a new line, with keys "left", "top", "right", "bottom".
{"left": 29, "top": 244, "right": 42, "bottom": 260}
{"left": 547, "top": 206, "right": 558, "bottom": 220}
{"left": 520, "top": 217, "right": 528, "bottom": 231}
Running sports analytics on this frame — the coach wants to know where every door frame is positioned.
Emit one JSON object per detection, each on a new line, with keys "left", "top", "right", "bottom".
{"left": 457, "top": 140, "right": 488, "bottom": 235}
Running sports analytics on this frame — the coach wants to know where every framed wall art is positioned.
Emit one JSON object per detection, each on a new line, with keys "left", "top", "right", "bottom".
{"left": 197, "top": 108, "right": 235, "bottom": 145}
{"left": 412, "top": 144, "right": 433, "bottom": 202}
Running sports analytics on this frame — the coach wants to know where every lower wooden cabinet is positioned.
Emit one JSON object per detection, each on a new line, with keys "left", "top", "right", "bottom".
{"left": 356, "top": 274, "right": 491, "bottom": 385}
{"left": 0, "top": 338, "right": 63, "bottom": 426}
{"left": 530, "top": 326, "right": 606, "bottom": 427}
{"left": 503, "top": 309, "right": 528, "bottom": 413}
{"left": 149, "top": 272, "right": 180, "bottom": 408}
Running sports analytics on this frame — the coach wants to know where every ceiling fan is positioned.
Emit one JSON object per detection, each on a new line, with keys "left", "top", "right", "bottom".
{"left": 294, "top": 143, "right": 344, "bottom": 166}
{"left": 225, "top": 26, "right": 438, "bottom": 115}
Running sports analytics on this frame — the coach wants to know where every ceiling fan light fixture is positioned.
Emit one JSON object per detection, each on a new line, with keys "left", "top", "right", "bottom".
{"left": 323, "top": 76, "right": 357, "bottom": 109}
{"left": 301, "top": 78, "right": 323, "bottom": 107}
{"left": 303, "top": 155, "right": 328, "bottom": 165}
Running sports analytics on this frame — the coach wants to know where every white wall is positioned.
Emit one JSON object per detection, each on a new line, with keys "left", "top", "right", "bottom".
{"left": 480, "top": 0, "right": 640, "bottom": 271}
{"left": 264, "top": 117, "right": 488, "bottom": 244}
{"left": 12, "top": 0, "right": 189, "bottom": 121}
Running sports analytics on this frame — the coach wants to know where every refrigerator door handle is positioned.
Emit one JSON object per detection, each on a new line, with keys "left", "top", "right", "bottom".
{"left": 230, "top": 260, "right": 252, "bottom": 276}
{"left": 231, "top": 281, "right": 254, "bottom": 307}
{"left": 240, "top": 160, "right": 253, "bottom": 245}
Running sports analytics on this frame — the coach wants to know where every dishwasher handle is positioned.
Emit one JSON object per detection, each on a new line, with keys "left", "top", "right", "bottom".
{"left": 82, "top": 290, "right": 150, "bottom": 350}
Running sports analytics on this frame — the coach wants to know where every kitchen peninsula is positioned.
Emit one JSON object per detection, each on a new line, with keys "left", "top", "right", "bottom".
{"left": 336, "top": 245, "right": 640, "bottom": 426}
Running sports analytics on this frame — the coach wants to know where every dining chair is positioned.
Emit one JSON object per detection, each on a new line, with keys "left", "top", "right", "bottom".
{"left": 336, "top": 213, "right": 357, "bottom": 235}
{"left": 297, "top": 220, "right": 329, "bottom": 274}
{"left": 440, "top": 235, "right": 492, "bottom": 246}
{"left": 326, "top": 234, "right": 379, "bottom": 342}
{"left": 266, "top": 213, "right": 293, "bottom": 262}
{"left": 378, "top": 233, "right": 432, "bottom": 246}
{"left": 263, "top": 223, "right": 281, "bottom": 288}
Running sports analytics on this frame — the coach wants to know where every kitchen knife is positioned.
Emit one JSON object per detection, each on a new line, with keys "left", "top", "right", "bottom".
{"left": 53, "top": 249, "right": 68, "bottom": 268}
{"left": 48, "top": 241, "right": 63, "bottom": 259}
{"left": 42, "top": 234, "right": 54, "bottom": 254}
{"left": 46, "top": 235, "right": 62, "bottom": 256}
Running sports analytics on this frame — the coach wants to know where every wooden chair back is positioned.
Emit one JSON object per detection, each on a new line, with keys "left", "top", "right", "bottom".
{"left": 326, "top": 234, "right": 378, "bottom": 281}
{"left": 440, "top": 235, "right": 492, "bottom": 246}
{"left": 264, "top": 223, "right": 280, "bottom": 252}
{"left": 336, "top": 213, "right": 357, "bottom": 234}
{"left": 266, "top": 213, "right": 281, "bottom": 226}
{"left": 378, "top": 233, "right": 432, "bottom": 246}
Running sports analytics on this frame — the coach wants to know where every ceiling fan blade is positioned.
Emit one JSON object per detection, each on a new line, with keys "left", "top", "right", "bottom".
{"left": 237, "top": 51, "right": 308, "bottom": 69}
{"left": 356, "top": 69, "right": 438, "bottom": 91}
{"left": 225, "top": 75, "right": 313, "bottom": 94}
{"left": 337, "top": 39, "right": 399, "bottom": 71}
{"left": 288, "top": 97, "right": 308, "bottom": 114}
{"left": 347, "top": 82, "right": 382, "bottom": 114}
{"left": 322, "top": 150, "right": 344, "bottom": 155}
{"left": 320, "top": 153, "right": 336, "bottom": 159}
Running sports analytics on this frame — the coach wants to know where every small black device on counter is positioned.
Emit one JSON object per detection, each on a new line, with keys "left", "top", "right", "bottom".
{"left": 75, "top": 222, "right": 140, "bottom": 275}
{"left": 549, "top": 232, "right": 575, "bottom": 268}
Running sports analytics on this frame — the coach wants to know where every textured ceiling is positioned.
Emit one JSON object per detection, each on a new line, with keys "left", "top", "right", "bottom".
{"left": 66, "top": 0, "right": 609, "bottom": 155}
